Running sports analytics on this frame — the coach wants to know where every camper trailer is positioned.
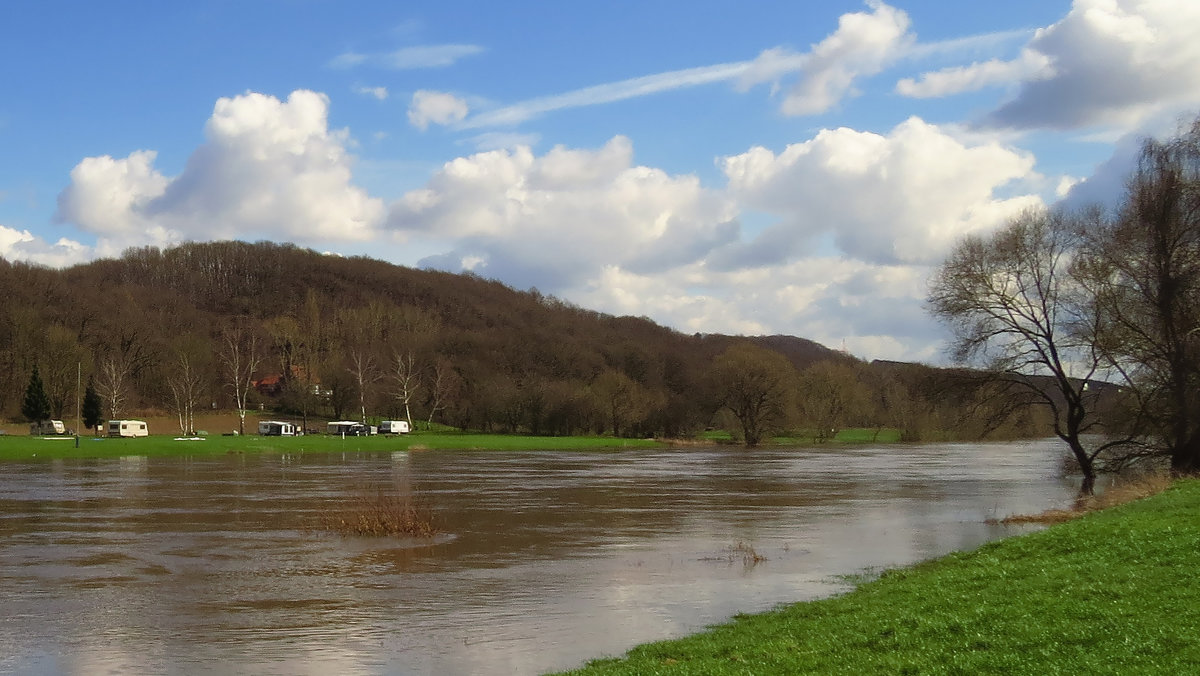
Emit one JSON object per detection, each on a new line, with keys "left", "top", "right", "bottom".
{"left": 30, "top": 420, "right": 66, "bottom": 435}
{"left": 327, "top": 420, "right": 371, "bottom": 436}
{"left": 379, "top": 420, "right": 411, "bottom": 435}
{"left": 107, "top": 420, "right": 149, "bottom": 437}
{"left": 257, "top": 420, "right": 296, "bottom": 436}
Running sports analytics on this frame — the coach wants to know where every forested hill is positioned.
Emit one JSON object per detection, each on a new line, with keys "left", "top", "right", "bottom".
{"left": 0, "top": 241, "right": 1035, "bottom": 439}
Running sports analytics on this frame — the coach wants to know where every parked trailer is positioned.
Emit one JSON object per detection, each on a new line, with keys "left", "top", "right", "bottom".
{"left": 379, "top": 420, "right": 411, "bottom": 434}
{"left": 108, "top": 420, "right": 149, "bottom": 437}
{"left": 327, "top": 420, "right": 371, "bottom": 436}
{"left": 257, "top": 420, "right": 296, "bottom": 436}
{"left": 30, "top": 420, "right": 67, "bottom": 435}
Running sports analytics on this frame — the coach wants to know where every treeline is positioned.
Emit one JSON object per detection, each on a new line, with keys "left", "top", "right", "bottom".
{"left": 0, "top": 241, "right": 1045, "bottom": 440}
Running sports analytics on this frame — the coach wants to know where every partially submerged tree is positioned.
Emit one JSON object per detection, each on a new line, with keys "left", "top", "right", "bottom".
{"left": 929, "top": 209, "right": 1127, "bottom": 494}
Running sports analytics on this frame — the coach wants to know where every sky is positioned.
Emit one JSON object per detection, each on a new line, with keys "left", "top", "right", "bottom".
{"left": 3, "top": 0, "right": 1200, "bottom": 363}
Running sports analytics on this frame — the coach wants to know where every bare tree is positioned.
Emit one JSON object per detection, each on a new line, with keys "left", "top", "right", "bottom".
{"left": 391, "top": 351, "right": 421, "bottom": 427}
{"left": 710, "top": 342, "right": 796, "bottom": 447}
{"left": 426, "top": 359, "right": 456, "bottom": 428}
{"left": 1080, "top": 117, "right": 1200, "bottom": 474}
{"left": 220, "top": 326, "right": 261, "bottom": 435}
{"left": 348, "top": 348, "right": 382, "bottom": 423}
{"left": 797, "top": 360, "right": 868, "bottom": 442}
{"left": 929, "top": 209, "right": 1129, "bottom": 494}
{"left": 166, "top": 338, "right": 207, "bottom": 435}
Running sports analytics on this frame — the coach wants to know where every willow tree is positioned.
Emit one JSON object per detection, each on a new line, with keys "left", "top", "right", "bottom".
{"left": 1079, "top": 117, "right": 1200, "bottom": 474}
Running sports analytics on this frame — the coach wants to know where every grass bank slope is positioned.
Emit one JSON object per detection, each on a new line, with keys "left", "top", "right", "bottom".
{"left": 562, "top": 480, "right": 1200, "bottom": 675}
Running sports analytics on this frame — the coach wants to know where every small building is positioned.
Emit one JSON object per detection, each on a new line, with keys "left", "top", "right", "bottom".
{"left": 379, "top": 420, "right": 411, "bottom": 435}
{"left": 108, "top": 420, "right": 149, "bottom": 438}
{"left": 257, "top": 420, "right": 296, "bottom": 436}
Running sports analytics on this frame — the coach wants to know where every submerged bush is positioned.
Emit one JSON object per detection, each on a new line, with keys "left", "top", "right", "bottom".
{"left": 320, "top": 492, "right": 438, "bottom": 537}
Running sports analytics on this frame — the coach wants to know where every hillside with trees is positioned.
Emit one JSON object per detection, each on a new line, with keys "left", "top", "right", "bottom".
{"left": 0, "top": 240, "right": 1044, "bottom": 441}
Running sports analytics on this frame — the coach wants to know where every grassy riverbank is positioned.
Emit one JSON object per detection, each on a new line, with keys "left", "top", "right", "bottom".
{"left": 0, "top": 432, "right": 662, "bottom": 461}
{"left": 562, "top": 479, "right": 1200, "bottom": 675}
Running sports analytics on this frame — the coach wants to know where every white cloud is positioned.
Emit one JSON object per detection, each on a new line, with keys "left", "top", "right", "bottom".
{"left": 775, "top": 0, "right": 913, "bottom": 115}
{"left": 387, "top": 136, "right": 738, "bottom": 289}
{"left": 56, "top": 150, "right": 169, "bottom": 237}
{"left": 331, "top": 44, "right": 485, "bottom": 70}
{"left": 978, "top": 0, "right": 1200, "bottom": 131}
{"left": 720, "top": 117, "right": 1042, "bottom": 265}
{"left": 460, "top": 61, "right": 749, "bottom": 129}
{"left": 459, "top": 1, "right": 913, "bottom": 128}
{"left": 408, "top": 90, "right": 470, "bottom": 130}
{"left": 573, "top": 258, "right": 942, "bottom": 362}
{"left": 896, "top": 48, "right": 1053, "bottom": 98}
{"left": 384, "top": 119, "right": 1047, "bottom": 361}
{"left": 56, "top": 90, "right": 385, "bottom": 253}
{"left": 0, "top": 224, "right": 91, "bottom": 267}
{"left": 354, "top": 85, "right": 389, "bottom": 101}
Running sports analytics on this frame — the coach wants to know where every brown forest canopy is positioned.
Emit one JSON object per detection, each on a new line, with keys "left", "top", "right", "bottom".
{"left": 0, "top": 241, "right": 1037, "bottom": 439}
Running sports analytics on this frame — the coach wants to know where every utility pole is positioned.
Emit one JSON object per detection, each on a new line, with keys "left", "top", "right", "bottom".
{"left": 75, "top": 362, "right": 81, "bottom": 449}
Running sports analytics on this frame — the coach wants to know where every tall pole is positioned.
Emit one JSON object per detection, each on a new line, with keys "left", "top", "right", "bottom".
{"left": 75, "top": 362, "right": 81, "bottom": 449}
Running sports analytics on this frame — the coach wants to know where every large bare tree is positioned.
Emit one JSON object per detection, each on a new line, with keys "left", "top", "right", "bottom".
{"left": 1080, "top": 118, "right": 1200, "bottom": 474}
{"left": 711, "top": 342, "right": 796, "bottom": 447}
{"left": 929, "top": 209, "right": 1127, "bottom": 494}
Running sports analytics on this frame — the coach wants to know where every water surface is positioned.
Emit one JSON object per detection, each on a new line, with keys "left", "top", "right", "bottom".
{"left": 0, "top": 440, "right": 1076, "bottom": 674}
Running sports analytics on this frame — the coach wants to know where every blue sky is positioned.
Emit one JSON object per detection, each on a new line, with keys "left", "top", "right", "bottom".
{"left": 3, "top": 1, "right": 1199, "bottom": 362}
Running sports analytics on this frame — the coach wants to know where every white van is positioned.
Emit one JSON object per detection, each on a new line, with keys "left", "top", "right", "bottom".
{"left": 379, "top": 420, "right": 411, "bottom": 435}
{"left": 108, "top": 420, "right": 149, "bottom": 437}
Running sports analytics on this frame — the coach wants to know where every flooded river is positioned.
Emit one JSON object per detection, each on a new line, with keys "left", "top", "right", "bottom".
{"left": 0, "top": 440, "right": 1077, "bottom": 674}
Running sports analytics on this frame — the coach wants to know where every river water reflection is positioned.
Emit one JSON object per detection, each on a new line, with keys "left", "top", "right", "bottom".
{"left": 0, "top": 440, "right": 1076, "bottom": 675}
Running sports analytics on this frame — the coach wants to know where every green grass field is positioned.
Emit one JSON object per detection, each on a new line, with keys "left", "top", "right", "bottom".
{"left": 561, "top": 479, "right": 1200, "bottom": 675}
{"left": 0, "top": 431, "right": 662, "bottom": 461}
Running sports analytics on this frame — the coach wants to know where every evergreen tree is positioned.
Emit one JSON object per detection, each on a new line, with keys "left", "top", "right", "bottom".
{"left": 22, "top": 364, "right": 52, "bottom": 422}
{"left": 82, "top": 376, "right": 103, "bottom": 431}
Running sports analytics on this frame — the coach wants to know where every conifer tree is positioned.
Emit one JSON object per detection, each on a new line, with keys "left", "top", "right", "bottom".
{"left": 82, "top": 376, "right": 103, "bottom": 431}
{"left": 22, "top": 364, "right": 52, "bottom": 423}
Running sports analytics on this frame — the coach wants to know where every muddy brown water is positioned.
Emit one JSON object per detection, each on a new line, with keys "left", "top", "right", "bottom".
{"left": 0, "top": 440, "right": 1076, "bottom": 675}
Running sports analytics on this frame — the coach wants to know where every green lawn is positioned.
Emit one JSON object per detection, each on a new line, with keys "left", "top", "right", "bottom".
{"left": 0, "top": 431, "right": 662, "bottom": 460}
{"left": 561, "top": 479, "right": 1200, "bottom": 675}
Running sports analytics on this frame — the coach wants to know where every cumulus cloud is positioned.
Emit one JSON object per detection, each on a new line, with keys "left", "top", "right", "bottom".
{"left": 56, "top": 90, "right": 385, "bottom": 252}
{"left": 975, "top": 0, "right": 1200, "bottom": 131}
{"left": 0, "top": 224, "right": 91, "bottom": 267}
{"left": 740, "top": 0, "right": 913, "bottom": 116}
{"left": 720, "top": 117, "right": 1042, "bottom": 265}
{"left": 408, "top": 90, "right": 470, "bottom": 130}
{"left": 387, "top": 136, "right": 738, "bottom": 289}
{"left": 573, "top": 258, "right": 942, "bottom": 362}
{"left": 383, "top": 120, "right": 1046, "bottom": 361}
